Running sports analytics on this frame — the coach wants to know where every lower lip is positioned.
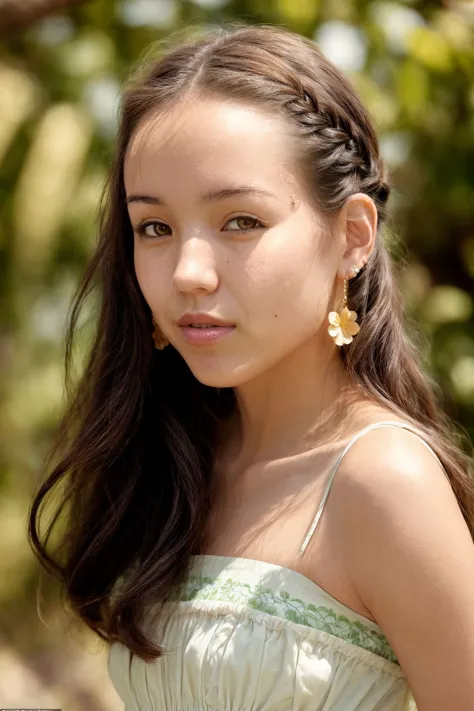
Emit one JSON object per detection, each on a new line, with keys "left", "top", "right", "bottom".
{"left": 180, "top": 325, "right": 236, "bottom": 345}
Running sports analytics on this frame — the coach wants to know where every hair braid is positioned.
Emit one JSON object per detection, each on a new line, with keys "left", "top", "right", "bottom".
{"left": 286, "top": 87, "right": 390, "bottom": 221}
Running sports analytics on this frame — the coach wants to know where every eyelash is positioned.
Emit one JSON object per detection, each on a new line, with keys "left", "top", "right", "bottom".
{"left": 134, "top": 215, "right": 265, "bottom": 240}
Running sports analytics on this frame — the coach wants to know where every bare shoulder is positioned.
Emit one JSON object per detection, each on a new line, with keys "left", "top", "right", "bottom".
{"left": 328, "top": 419, "right": 474, "bottom": 709}
{"left": 331, "top": 417, "right": 468, "bottom": 578}
{"left": 337, "top": 415, "right": 455, "bottom": 494}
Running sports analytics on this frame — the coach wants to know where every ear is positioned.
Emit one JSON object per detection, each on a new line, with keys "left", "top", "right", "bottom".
{"left": 336, "top": 193, "right": 377, "bottom": 277}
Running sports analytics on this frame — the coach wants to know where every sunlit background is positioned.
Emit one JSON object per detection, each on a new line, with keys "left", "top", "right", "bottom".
{"left": 1, "top": 0, "right": 473, "bottom": 707}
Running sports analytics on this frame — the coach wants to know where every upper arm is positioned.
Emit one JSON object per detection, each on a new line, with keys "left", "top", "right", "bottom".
{"left": 334, "top": 427, "right": 474, "bottom": 711}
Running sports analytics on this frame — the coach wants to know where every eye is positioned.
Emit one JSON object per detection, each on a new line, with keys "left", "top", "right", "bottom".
{"left": 134, "top": 220, "right": 170, "bottom": 239}
{"left": 223, "top": 215, "right": 264, "bottom": 233}
{"left": 134, "top": 215, "right": 265, "bottom": 240}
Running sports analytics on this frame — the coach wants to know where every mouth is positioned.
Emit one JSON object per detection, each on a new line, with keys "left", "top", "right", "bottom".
{"left": 179, "top": 324, "right": 236, "bottom": 345}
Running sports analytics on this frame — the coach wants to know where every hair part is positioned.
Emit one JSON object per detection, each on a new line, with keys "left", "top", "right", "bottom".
{"left": 28, "top": 21, "right": 474, "bottom": 663}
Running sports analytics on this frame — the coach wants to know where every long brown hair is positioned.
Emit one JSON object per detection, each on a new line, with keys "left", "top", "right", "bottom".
{"left": 28, "top": 21, "right": 474, "bottom": 662}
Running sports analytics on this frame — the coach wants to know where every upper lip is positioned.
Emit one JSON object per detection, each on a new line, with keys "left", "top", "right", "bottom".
{"left": 177, "top": 312, "right": 235, "bottom": 327}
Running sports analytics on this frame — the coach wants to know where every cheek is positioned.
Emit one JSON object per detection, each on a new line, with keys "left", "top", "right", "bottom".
{"left": 243, "top": 241, "right": 328, "bottom": 329}
{"left": 133, "top": 247, "right": 167, "bottom": 310}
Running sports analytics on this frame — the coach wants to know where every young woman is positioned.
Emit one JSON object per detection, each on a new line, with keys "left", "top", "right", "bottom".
{"left": 29, "top": 22, "right": 474, "bottom": 711}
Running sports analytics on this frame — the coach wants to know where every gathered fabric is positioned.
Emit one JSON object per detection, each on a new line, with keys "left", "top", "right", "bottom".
{"left": 108, "top": 555, "right": 417, "bottom": 710}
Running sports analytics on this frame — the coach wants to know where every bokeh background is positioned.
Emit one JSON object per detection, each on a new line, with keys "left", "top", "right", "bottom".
{"left": 1, "top": 0, "right": 473, "bottom": 707}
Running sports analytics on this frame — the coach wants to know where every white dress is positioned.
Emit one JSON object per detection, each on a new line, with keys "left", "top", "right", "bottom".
{"left": 108, "top": 420, "right": 445, "bottom": 710}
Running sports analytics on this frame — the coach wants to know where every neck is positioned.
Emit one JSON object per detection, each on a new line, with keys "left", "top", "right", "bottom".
{"left": 216, "top": 333, "right": 370, "bottom": 475}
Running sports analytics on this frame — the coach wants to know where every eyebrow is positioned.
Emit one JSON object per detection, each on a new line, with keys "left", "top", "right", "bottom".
{"left": 125, "top": 186, "right": 277, "bottom": 206}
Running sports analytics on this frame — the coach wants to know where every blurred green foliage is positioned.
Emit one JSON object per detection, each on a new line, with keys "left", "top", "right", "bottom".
{"left": 0, "top": 0, "right": 473, "bottom": 706}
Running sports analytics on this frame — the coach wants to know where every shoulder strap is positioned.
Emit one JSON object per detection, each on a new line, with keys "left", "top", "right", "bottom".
{"left": 298, "top": 420, "right": 447, "bottom": 555}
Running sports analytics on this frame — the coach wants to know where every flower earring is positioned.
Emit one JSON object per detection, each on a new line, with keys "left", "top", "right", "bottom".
{"left": 151, "top": 316, "right": 170, "bottom": 350}
{"left": 327, "top": 265, "right": 361, "bottom": 347}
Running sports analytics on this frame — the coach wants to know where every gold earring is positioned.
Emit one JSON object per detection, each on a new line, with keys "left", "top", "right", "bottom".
{"left": 151, "top": 316, "right": 170, "bottom": 350}
{"left": 327, "top": 265, "right": 361, "bottom": 347}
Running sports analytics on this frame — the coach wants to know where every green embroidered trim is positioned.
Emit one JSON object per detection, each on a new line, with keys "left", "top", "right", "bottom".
{"left": 173, "top": 574, "right": 399, "bottom": 665}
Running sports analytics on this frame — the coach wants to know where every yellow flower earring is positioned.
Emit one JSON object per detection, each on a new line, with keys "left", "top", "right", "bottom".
{"left": 151, "top": 316, "right": 170, "bottom": 350}
{"left": 328, "top": 265, "right": 361, "bottom": 347}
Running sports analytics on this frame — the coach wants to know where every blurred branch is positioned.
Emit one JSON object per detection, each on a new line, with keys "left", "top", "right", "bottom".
{"left": 0, "top": 0, "right": 87, "bottom": 35}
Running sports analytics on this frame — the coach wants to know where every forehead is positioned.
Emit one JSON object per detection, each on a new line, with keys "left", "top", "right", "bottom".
{"left": 124, "top": 98, "right": 298, "bottom": 194}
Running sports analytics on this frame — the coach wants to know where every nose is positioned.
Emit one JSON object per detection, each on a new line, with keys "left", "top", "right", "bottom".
{"left": 172, "top": 235, "right": 219, "bottom": 296}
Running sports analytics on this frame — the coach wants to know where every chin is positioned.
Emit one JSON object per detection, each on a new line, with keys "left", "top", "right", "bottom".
{"left": 186, "top": 359, "right": 264, "bottom": 390}
{"left": 190, "top": 373, "right": 241, "bottom": 389}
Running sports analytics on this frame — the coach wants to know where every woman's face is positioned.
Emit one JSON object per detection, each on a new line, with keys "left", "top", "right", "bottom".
{"left": 124, "top": 97, "right": 342, "bottom": 388}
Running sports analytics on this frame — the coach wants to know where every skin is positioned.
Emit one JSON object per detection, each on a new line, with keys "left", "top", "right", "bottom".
{"left": 124, "top": 97, "right": 474, "bottom": 708}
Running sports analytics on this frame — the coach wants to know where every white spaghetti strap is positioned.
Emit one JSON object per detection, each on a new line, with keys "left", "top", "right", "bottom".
{"left": 298, "top": 420, "right": 447, "bottom": 556}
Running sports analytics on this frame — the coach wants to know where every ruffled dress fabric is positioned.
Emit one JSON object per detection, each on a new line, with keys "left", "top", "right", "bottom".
{"left": 108, "top": 555, "right": 417, "bottom": 710}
